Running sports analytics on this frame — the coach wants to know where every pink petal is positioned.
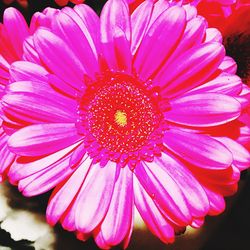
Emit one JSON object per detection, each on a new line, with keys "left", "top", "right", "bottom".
{"left": 34, "top": 28, "right": 86, "bottom": 90}
{"left": 154, "top": 152, "right": 209, "bottom": 218}
{"left": 134, "top": 177, "right": 175, "bottom": 243}
{"left": 8, "top": 141, "right": 82, "bottom": 183}
{"left": 9, "top": 61, "right": 48, "bottom": 82}
{"left": 219, "top": 56, "right": 237, "bottom": 74}
{"left": 148, "top": 0, "right": 170, "bottom": 27}
{"left": 8, "top": 123, "right": 81, "bottom": 156}
{"left": 3, "top": 81, "right": 76, "bottom": 124}
{"left": 22, "top": 36, "right": 41, "bottom": 64}
{"left": 134, "top": 6, "right": 186, "bottom": 80}
{"left": 204, "top": 187, "right": 225, "bottom": 216}
{"left": 18, "top": 149, "right": 78, "bottom": 196}
{"left": 73, "top": 4, "right": 101, "bottom": 53}
{"left": 100, "top": 0, "right": 132, "bottom": 73}
{"left": 165, "top": 93, "right": 241, "bottom": 127}
{"left": 99, "top": 166, "right": 133, "bottom": 245}
{"left": 74, "top": 162, "right": 118, "bottom": 233}
{"left": 134, "top": 162, "right": 192, "bottom": 226}
{"left": 188, "top": 72, "right": 242, "bottom": 95}
{"left": 0, "top": 139, "right": 15, "bottom": 176}
{"left": 131, "top": 0, "right": 154, "bottom": 55}
{"left": 47, "top": 73, "right": 81, "bottom": 99}
{"left": 155, "top": 42, "right": 225, "bottom": 98}
{"left": 214, "top": 137, "right": 250, "bottom": 171}
{"left": 163, "top": 128, "right": 233, "bottom": 170}
{"left": 52, "top": 11, "right": 99, "bottom": 79}
{"left": 46, "top": 156, "right": 91, "bottom": 225}
{"left": 205, "top": 28, "right": 222, "bottom": 43}
{"left": 3, "top": 7, "right": 29, "bottom": 59}
{"left": 166, "top": 16, "right": 206, "bottom": 65}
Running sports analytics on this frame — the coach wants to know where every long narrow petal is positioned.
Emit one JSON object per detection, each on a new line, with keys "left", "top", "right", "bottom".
{"left": 75, "top": 162, "right": 118, "bottom": 233}
{"left": 52, "top": 11, "right": 99, "bottom": 78}
{"left": 134, "top": 177, "right": 175, "bottom": 243}
{"left": 3, "top": 8, "right": 29, "bottom": 59}
{"left": 134, "top": 6, "right": 186, "bottom": 80}
{"left": 154, "top": 152, "right": 209, "bottom": 217}
{"left": 46, "top": 157, "right": 91, "bottom": 225}
{"left": 8, "top": 123, "right": 81, "bottom": 156}
{"left": 131, "top": 0, "right": 154, "bottom": 55}
{"left": 188, "top": 72, "right": 242, "bottom": 95}
{"left": 155, "top": 42, "right": 225, "bottom": 98}
{"left": 34, "top": 28, "right": 86, "bottom": 90}
{"left": 165, "top": 93, "right": 241, "bottom": 127}
{"left": 163, "top": 128, "right": 233, "bottom": 169}
{"left": 214, "top": 137, "right": 250, "bottom": 170}
{"left": 8, "top": 142, "right": 82, "bottom": 183}
{"left": 100, "top": 0, "right": 132, "bottom": 73}
{"left": 99, "top": 166, "right": 133, "bottom": 246}
{"left": 134, "top": 162, "right": 192, "bottom": 226}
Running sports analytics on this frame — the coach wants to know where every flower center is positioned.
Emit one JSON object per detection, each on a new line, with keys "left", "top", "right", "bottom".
{"left": 82, "top": 75, "right": 160, "bottom": 153}
{"left": 114, "top": 110, "right": 127, "bottom": 127}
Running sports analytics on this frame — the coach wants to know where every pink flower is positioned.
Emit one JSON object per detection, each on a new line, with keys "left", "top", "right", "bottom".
{"left": 2, "top": 0, "right": 250, "bottom": 248}
{"left": 0, "top": 7, "right": 56, "bottom": 181}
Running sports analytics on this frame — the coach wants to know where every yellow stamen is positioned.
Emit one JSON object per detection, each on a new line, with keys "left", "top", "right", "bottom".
{"left": 115, "top": 110, "right": 127, "bottom": 127}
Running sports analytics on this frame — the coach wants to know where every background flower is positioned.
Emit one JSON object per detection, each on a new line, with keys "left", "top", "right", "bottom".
{"left": 0, "top": 6, "right": 57, "bottom": 181}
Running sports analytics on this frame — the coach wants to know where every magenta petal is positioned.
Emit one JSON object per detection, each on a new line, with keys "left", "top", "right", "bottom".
{"left": 8, "top": 142, "right": 81, "bottom": 183}
{"left": 0, "top": 138, "right": 15, "bottom": 175}
{"left": 188, "top": 72, "right": 242, "bottom": 95}
{"left": 131, "top": 0, "right": 154, "bottom": 55}
{"left": 3, "top": 7, "right": 29, "bottom": 59}
{"left": 34, "top": 28, "right": 86, "bottom": 90}
{"left": 69, "top": 4, "right": 101, "bottom": 53}
{"left": 134, "top": 162, "right": 192, "bottom": 226}
{"left": 46, "top": 157, "right": 91, "bottom": 225}
{"left": 22, "top": 36, "right": 41, "bottom": 64}
{"left": 3, "top": 80, "right": 77, "bottom": 124}
{"left": 100, "top": 0, "right": 132, "bottom": 73}
{"left": 18, "top": 151, "right": 77, "bottom": 197}
{"left": 148, "top": 0, "right": 170, "bottom": 27}
{"left": 100, "top": 166, "right": 133, "bottom": 245}
{"left": 155, "top": 42, "right": 225, "bottom": 98}
{"left": 8, "top": 123, "right": 81, "bottom": 156}
{"left": 52, "top": 11, "right": 99, "bottom": 79}
{"left": 74, "top": 162, "right": 117, "bottom": 233}
{"left": 204, "top": 187, "right": 225, "bottom": 216}
{"left": 9, "top": 61, "right": 48, "bottom": 82}
{"left": 134, "top": 6, "right": 186, "bottom": 80}
{"left": 165, "top": 93, "right": 241, "bottom": 127}
{"left": 166, "top": 16, "right": 206, "bottom": 64}
{"left": 163, "top": 128, "right": 233, "bottom": 170}
{"left": 94, "top": 230, "right": 110, "bottom": 250}
{"left": 219, "top": 56, "right": 237, "bottom": 74}
{"left": 214, "top": 137, "right": 250, "bottom": 171}
{"left": 154, "top": 152, "right": 209, "bottom": 218}
{"left": 205, "top": 28, "right": 222, "bottom": 43}
{"left": 134, "top": 177, "right": 175, "bottom": 243}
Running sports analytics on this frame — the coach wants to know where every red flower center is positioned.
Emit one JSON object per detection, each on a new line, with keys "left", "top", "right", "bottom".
{"left": 85, "top": 76, "right": 159, "bottom": 153}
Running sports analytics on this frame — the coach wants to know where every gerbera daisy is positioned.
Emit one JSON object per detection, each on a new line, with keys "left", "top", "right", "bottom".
{"left": 2, "top": 0, "right": 250, "bottom": 248}
{"left": 0, "top": 7, "right": 56, "bottom": 181}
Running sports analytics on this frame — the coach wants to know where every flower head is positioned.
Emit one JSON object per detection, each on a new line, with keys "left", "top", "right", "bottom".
{"left": 2, "top": 0, "right": 250, "bottom": 248}
{"left": 0, "top": 7, "right": 56, "bottom": 181}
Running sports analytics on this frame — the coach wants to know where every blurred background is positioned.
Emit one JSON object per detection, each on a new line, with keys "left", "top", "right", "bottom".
{"left": 0, "top": 0, "right": 250, "bottom": 249}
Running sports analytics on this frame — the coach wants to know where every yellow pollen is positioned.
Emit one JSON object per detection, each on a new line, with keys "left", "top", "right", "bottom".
{"left": 114, "top": 110, "right": 127, "bottom": 127}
